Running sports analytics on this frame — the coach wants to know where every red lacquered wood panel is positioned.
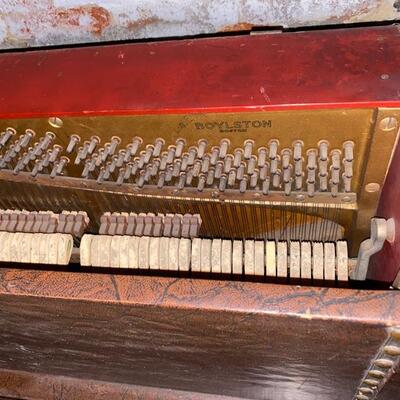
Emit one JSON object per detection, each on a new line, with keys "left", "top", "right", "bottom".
{"left": 0, "top": 26, "right": 399, "bottom": 119}
{"left": 370, "top": 129, "right": 400, "bottom": 283}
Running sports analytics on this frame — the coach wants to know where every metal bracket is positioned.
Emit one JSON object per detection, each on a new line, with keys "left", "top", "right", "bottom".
{"left": 351, "top": 218, "right": 395, "bottom": 281}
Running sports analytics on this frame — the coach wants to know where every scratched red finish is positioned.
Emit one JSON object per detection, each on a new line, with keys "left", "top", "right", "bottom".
{"left": 369, "top": 128, "right": 400, "bottom": 283}
{"left": 0, "top": 26, "right": 400, "bottom": 118}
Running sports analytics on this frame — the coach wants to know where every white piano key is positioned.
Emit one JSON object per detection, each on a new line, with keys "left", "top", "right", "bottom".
{"left": 138, "top": 236, "right": 150, "bottom": 269}
{"left": 232, "top": 240, "right": 243, "bottom": 275}
{"left": 128, "top": 236, "right": 139, "bottom": 269}
{"left": 58, "top": 234, "right": 73, "bottom": 265}
{"left": 99, "top": 236, "right": 111, "bottom": 267}
{"left": 211, "top": 239, "right": 222, "bottom": 273}
{"left": 277, "top": 242, "right": 288, "bottom": 278}
{"left": 48, "top": 233, "right": 59, "bottom": 264}
{"left": 10, "top": 232, "right": 23, "bottom": 263}
{"left": 168, "top": 238, "right": 180, "bottom": 271}
{"left": 300, "top": 242, "right": 312, "bottom": 279}
{"left": 312, "top": 242, "right": 324, "bottom": 280}
{"left": 81, "top": 235, "right": 94, "bottom": 267}
{"left": 254, "top": 241, "right": 264, "bottom": 276}
{"left": 336, "top": 241, "right": 349, "bottom": 282}
{"left": 20, "top": 233, "right": 32, "bottom": 263}
{"left": 90, "top": 235, "right": 100, "bottom": 266}
{"left": 119, "top": 236, "right": 130, "bottom": 268}
{"left": 324, "top": 242, "right": 336, "bottom": 281}
{"left": 266, "top": 241, "right": 276, "bottom": 277}
{"left": 221, "top": 240, "right": 232, "bottom": 274}
{"left": 39, "top": 233, "right": 50, "bottom": 264}
{"left": 149, "top": 237, "right": 160, "bottom": 269}
{"left": 110, "top": 236, "right": 121, "bottom": 268}
{"left": 244, "top": 240, "right": 255, "bottom": 275}
{"left": 289, "top": 241, "right": 300, "bottom": 279}
{"left": 159, "top": 237, "right": 170, "bottom": 270}
{"left": 191, "top": 238, "right": 201, "bottom": 272}
{"left": 179, "top": 239, "right": 191, "bottom": 271}
{"left": 200, "top": 239, "right": 212, "bottom": 273}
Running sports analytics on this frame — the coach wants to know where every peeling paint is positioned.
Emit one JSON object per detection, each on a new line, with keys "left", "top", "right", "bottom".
{"left": 0, "top": 0, "right": 398, "bottom": 49}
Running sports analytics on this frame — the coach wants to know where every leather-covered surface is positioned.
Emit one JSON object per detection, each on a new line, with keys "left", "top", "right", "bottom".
{"left": 0, "top": 268, "right": 399, "bottom": 399}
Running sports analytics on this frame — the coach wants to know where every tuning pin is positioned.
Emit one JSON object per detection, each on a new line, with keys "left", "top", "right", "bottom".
{"left": 270, "top": 156, "right": 279, "bottom": 174}
{"left": 153, "top": 138, "right": 165, "bottom": 157}
{"left": 40, "top": 132, "right": 55, "bottom": 151}
{"left": 81, "top": 160, "right": 91, "bottom": 178}
{"left": 307, "top": 149, "right": 317, "bottom": 170}
{"left": 188, "top": 146, "right": 197, "bottom": 165}
{"left": 56, "top": 156, "right": 69, "bottom": 175}
{"left": 269, "top": 140, "right": 279, "bottom": 159}
{"left": 186, "top": 169, "right": 194, "bottom": 185}
{"left": 243, "top": 139, "right": 254, "bottom": 159}
{"left": 272, "top": 170, "right": 281, "bottom": 188}
{"left": 318, "top": 140, "right": 329, "bottom": 161}
{"left": 193, "top": 160, "right": 202, "bottom": 177}
{"left": 262, "top": 177, "right": 270, "bottom": 195}
{"left": 257, "top": 147, "right": 267, "bottom": 167}
{"left": 137, "top": 170, "right": 146, "bottom": 188}
{"left": 167, "top": 145, "right": 176, "bottom": 164}
{"left": 13, "top": 158, "right": 25, "bottom": 175}
{"left": 41, "top": 150, "right": 52, "bottom": 168}
{"left": 224, "top": 154, "right": 233, "bottom": 173}
{"left": 292, "top": 140, "right": 303, "bottom": 161}
{"left": 219, "top": 139, "right": 230, "bottom": 159}
{"left": 233, "top": 148, "right": 243, "bottom": 167}
{"left": 259, "top": 163, "right": 269, "bottom": 181}
{"left": 228, "top": 168, "right": 236, "bottom": 187}
{"left": 206, "top": 168, "right": 215, "bottom": 186}
{"left": 178, "top": 172, "right": 186, "bottom": 190}
{"left": 66, "top": 135, "right": 80, "bottom": 153}
{"left": 109, "top": 136, "right": 121, "bottom": 156}
{"left": 281, "top": 149, "right": 291, "bottom": 169}
{"left": 181, "top": 153, "right": 189, "bottom": 171}
{"left": 151, "top": 159, "right": 160, "bottom": 176}
{"left": 343, "top": 141, "right": 354, "bottom": 162}
{"left": 237, "top": 161, "right": 246, "bottom": 180}
{"left": 30, "top": 159, "right": 42, "bottom": 177}
{"left": 49, "top": 144, "right": 62, "bottom": 163}
{"left": 197, "top": 139, "right": 207, "bottom": 158}
{"left": 175, "top": 138, "right": 186, "bottom": 158}
{"left": 215, "top": 161, "right": 224, "bottom": 178}
{"left": 33, "top": 139, "right": 44, "bottom": 157}
{"left": 116, "top": 150, "right": 126, "bottom": 167}
{"left": 250, "top": 170, "right": 259, "bottom": 188}
{"left": 173, "top": 159, "right": 181, "bottom": 177}
{"left": 0, "top": 127, "right": 16, "bottom": 148}
{"left": 210, "top": 146, "right": 219, "bottom": 165}
{"left": 157, "top": 171, "right": 166, "bottom": 188}
{"left": 247, "top": 155, "right": 257, "bottom": 175}
{"left": 101, "top": 143, "right": 111, "bottom": 162}
{"left": 116, "top": 168, "right": 126, "bottom": 185}
{"left": 165, "top": 165, "right": 173, "bottom": 183}
{"left": 138, "top": 150, "right": 146, "bottom": 169}
{"left": 109, "top": 156, "right": 118, "bottom": 173}
{"left": 197, "top": 174, "right": 206, "bottom": 192}
{"left": 145, "top": 144, "right": 154, "bottom": 163}
{"left": 131, "top": 136, "right": 143, "bottom": 155}
{"left": 201, "top": 154, "right": 210, "bottom": 173}
{"left": 74, "top": 146, "right": 84, "bottom": 165}
{"left": 96, "top": 167, "right": 105, "bottom": 184}
{"left": 240, "top": 176, "right": 248, "bottom": 193}
{"left": 144, "top": 164, "right": 152, "bottom": 182}
{"left": 88, "top": 136, "right": 100, "bottom": 154}
{"left": 121, "top": 162, "right": 132, "bottom": 180}
{"left": 219, "top": 174, "right": 227, "bottom": 192}
{"left": 330, "top": 150, "right": 341, "bottom": 170}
